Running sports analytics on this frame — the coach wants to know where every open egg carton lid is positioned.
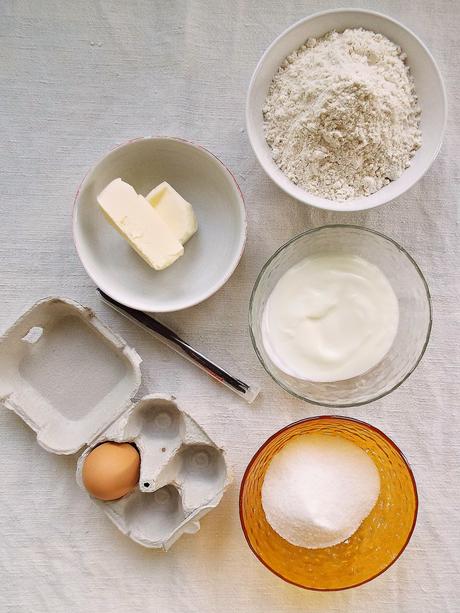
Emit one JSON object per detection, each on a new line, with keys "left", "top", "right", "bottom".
{"left": 0, "top": 297, "right": 141, "bottom": 454}
{"left": 0, "top": 297, "right": 231, "bottom": 550}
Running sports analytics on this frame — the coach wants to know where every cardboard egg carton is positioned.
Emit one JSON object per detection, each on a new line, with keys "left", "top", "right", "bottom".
{"left": 0, "top": 297, "right": 230, "bottom": 550}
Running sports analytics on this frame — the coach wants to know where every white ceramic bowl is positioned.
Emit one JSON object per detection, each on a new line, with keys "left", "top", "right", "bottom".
{"left": 73, "top": 137, "right": 247, "bottom": 312}
{"left": 246, "top": 9, "right": 447, "bottom": 212}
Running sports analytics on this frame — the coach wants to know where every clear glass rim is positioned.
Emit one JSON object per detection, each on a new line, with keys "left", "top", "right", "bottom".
{"left": 239, "top": 414, "right": 419, "bottom": 591}
{"left": 249, "top": 224, "right": 433, "bottom": 408}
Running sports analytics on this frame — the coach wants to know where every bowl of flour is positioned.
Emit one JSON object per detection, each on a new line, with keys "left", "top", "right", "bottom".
{"left": 239, "top": 416, "right": 418, "bottom": 590}
{"left": 246, "top": 9, "right": 446, "bottom": 211}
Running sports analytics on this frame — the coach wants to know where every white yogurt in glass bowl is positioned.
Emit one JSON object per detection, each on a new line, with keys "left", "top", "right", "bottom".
{"left": 249, "top": 225, "right": 431, "bottom": 407}
{"left": 262, "top": 255, "right": 399, "bottom": 383}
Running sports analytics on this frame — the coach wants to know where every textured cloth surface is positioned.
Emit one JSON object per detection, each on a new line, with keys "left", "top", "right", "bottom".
{"left": 0, "top": 1, "right": 459, "bottom": 611}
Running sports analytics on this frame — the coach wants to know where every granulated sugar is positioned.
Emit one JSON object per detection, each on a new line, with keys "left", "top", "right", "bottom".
{"left": 263, "top": 28, "right": 421, "bottom": 201}
{"left": 261, "top": 434, "right": 381, "bottom": 549}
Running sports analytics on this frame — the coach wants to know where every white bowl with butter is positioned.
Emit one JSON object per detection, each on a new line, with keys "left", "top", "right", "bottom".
{"left": 250, "top": 225, "right": 432, "bottom": 407}
{"left": 73, "top": 137, "right": 247, "bottom": 312}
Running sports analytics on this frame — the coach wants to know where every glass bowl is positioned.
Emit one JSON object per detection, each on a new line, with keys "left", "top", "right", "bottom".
{"left": 239, "top": 416, "right": 418, "bottom": 591}
{"left": 249, "top": 225, "right": 432, "bottom": 407}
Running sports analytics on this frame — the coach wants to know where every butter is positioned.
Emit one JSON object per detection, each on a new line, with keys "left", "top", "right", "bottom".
{"left": 97, "top": 178, "right": 184, "bottom": 270}
{"left": 146, "top": 182, "right": 197, "bottom": 245}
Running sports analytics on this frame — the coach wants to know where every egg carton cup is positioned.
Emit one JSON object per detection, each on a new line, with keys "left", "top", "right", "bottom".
{"left": 0, "top": 297, "right": 230, "bottom": 550}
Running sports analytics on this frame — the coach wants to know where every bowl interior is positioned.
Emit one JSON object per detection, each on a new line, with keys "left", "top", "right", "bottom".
{"left": 250, "top": 226, "right": 431, "bottom": 407}
{"left": 73, "top": 138, "right": 246, "bottom": 312}
{"left": 240, "top": 417, "right": 418, "bottom": 591}
{"left": 247, "top": 9, "right": 446, "bottom": 211}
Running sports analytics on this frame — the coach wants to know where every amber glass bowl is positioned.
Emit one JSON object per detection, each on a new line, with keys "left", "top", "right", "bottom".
{"left": 239, "top": 416, "right": 418, "bottom": 591}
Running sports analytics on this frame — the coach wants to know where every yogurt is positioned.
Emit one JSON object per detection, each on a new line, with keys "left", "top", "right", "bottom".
{"left": 262, "top": 255, "right": 399, "bottom": 382}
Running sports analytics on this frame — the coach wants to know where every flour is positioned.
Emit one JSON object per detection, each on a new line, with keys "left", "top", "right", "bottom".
{"left": 263, "top": 28, "right": 421, "bottom": 201}
{"left": 261, "top": 434, "right": 381, "bottom": 549}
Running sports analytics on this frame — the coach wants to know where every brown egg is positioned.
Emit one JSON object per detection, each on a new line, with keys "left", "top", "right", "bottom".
{"left": 83, "top": 442, "right": 140, "bottom": 501}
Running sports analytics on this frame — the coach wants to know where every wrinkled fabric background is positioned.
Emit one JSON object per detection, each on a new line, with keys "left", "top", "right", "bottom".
{"left": 1, "top": 1, "right": 459, "bottom": 611}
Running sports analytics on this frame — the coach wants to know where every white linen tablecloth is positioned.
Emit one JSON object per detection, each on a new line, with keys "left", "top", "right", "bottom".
{"left": 1, "top": 1, "right": 459, "bottom": 611}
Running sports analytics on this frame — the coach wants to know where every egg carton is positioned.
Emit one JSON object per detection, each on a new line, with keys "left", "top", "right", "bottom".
{"left": 76, "top": 394, "right": 230, "bottom": 549}
{"left": 0, "top": 297, "right": 230, "bottom": 550}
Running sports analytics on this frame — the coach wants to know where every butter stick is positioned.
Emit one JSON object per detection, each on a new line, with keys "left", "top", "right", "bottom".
{"left": 97, "top": 178, "right": 184, "bottom": 270}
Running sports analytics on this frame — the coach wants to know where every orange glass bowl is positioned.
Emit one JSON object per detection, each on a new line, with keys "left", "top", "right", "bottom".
{"left": 239, "top": 416, "right": 418, "bottom": 591}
